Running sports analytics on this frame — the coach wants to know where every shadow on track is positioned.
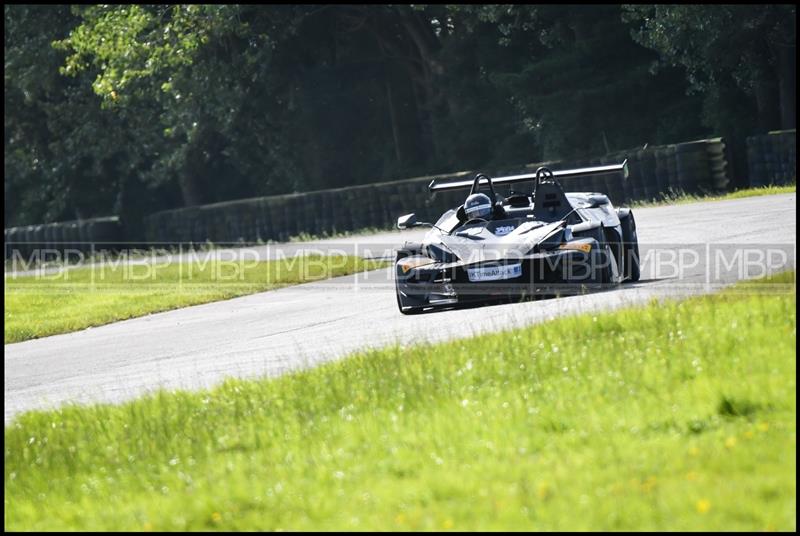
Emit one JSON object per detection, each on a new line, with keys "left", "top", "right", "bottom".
{"left": 410, "top": 276, "right": 666, "bottom": 315}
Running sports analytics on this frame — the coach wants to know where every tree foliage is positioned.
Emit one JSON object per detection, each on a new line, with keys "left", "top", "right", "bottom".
{"left": 5, "top": 5, "right": 146, "bottom": 227}
{"left": 622, "top": 4, "right": 796, "bottom": 132}
{"left": 4, "top": 5, "right": 795, "bottom": 230}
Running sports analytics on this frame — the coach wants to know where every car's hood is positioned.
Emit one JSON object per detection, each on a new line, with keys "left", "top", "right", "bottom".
{"left": 428, "top": 220, "right": 564, "bottom": 264}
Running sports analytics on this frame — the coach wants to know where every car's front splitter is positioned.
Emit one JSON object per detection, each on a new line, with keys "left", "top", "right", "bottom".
{"left": 396, "top": 249, "right": 598, "bottom": 307}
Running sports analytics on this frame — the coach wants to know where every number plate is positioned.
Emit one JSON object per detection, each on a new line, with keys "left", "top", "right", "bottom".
{"left": 467, "top": 263, "right": 523, "bottom": 282}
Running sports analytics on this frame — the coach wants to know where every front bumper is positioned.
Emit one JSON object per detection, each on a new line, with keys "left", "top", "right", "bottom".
{"left": 396, "top": 248, "right": 596, "bottom": 307}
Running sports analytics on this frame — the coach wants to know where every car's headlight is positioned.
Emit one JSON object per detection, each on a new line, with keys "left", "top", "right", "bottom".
{"left": 398, "top": 256, "right": 435, "bottom": 273}
{"left": 558, "top": 241, "right": 592, "bottom": 253}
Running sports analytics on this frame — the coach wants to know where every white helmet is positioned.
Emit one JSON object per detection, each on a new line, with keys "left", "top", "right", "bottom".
{"left": 464, "top": 193, "right": 493, "bottom": 220}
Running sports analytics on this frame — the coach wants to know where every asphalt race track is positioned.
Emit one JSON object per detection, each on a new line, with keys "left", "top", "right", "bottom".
{"left": 4, "top": 193, "right": 796, "bottom": 423}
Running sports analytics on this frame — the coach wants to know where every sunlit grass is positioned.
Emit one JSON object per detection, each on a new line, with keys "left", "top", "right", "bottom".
{"left": 4, "top": 255, "right": 388, "bottom": 344}
{"left": 4, "top": 271, "right": 795, "bottom": 530}
{"left": 629, "top": 183, "right": 795, "bottom": 208}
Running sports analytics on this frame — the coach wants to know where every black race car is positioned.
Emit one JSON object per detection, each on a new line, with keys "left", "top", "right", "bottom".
{"left": 394, "top": 162, "right": 640, "bottom": 314}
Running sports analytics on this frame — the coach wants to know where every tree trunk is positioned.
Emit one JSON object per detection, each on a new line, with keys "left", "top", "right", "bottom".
{"left": 385, "top": 79, "right": 403, "bottom": 166}
{"left": 776, "top": 44, "right": 796, "bottom": 129}
{"left": 179, "top": 174, "right": 204, "bottom": 207}
{"left": 417, "top": 68, "right": 441, "bottom": 161}
{"left": 409, "top": 74, "right": 432, "bottom": 163}
{"left": 753, "top": 38, "right": 781, "bottom": 132}
{"left": 399, "top": 8, "right": 444, "bottom": 161}
{"left": 753, "top": 75, "right": 779, "bottom": 132}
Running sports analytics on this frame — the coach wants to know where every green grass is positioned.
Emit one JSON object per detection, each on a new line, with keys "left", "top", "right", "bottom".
{"left": 4, "top": 255, "right": 388, "bottom": 344}
{"left": 4, "top": 271, "right": 796, "bottom": 531}
{"left": 288, "top": 225, "right": 394, "bottom": 243}
{"left": 629, "top": 183, "right": 796, "bottom": 208}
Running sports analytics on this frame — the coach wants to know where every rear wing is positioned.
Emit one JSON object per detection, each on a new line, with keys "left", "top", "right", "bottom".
{"left": 428, "top": 160, "right": 628, "bottom": 193}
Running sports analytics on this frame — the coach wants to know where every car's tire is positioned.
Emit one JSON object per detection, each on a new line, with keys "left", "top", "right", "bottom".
{"left": 580, "top": 225, "right": 615, "bottom": 288}
{"left": 395, "top": 248, "right": 427, "bottom": 315}
{"left": 395, "top": 277, "right": 427, "bottom": 315}
{"left": 596, "top": 241, "right": 615, "bottom": 287}
{"left": 619, "top": 211, "right": 641, "bottom": 282}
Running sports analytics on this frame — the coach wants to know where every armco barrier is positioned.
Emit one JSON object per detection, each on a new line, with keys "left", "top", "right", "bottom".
{"left": 746, "top": 129, "right": 796, "bottom": 187}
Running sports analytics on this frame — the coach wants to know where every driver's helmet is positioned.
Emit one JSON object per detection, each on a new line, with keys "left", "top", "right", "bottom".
{"left": 464, "top": 193, "right": 493, "bottom": 221}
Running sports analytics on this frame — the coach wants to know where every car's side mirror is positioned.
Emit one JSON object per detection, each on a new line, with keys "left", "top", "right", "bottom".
{"left": 587, "top": 195, "right": 609, "bottom": 208}
{"left": 397, "top": 213, "right": 418, "bottom": 230}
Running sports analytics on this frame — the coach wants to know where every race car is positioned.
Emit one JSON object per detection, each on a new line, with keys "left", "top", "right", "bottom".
{"left": 394, "top": 162, "right": 640, "bottom": 314}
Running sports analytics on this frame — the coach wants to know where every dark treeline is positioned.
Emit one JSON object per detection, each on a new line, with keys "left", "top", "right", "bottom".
{"left": 4, "top": 5, "right": 795, "bottom": 232}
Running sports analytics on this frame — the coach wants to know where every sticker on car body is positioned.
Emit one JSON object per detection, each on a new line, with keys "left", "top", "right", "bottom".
{"left": 494, "top": 225, "right": 515, "bottom": 236}
{"left": 467, "top": 263, "right": 523, "bottom": 282}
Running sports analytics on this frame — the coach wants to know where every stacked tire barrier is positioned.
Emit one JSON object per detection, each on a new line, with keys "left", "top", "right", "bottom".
{"left": 604, "top": 137, "right": 729, "bottom": 201}
{"left": 706, "top": 138, "right": 730, "bottom": 190}
{"left": 140, "top": 138, "right": 737, "bottom": 246}
{"left": 674, "top": 140, "right": 711, "bottom": 194}
{"left": 4, "top": 216, "right": 123, "bottom": 261}
{"left": 142, "top": 171, "right": 473, "bottom": 245}
{"left": 746, "top": 129, "right": 796, "bottom": 187}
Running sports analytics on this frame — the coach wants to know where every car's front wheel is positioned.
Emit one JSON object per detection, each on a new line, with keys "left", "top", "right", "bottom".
{"left": 396, "top": 283, "right": 426, "bottom": 314}
{"left": 619, "top": 211, "right": 641, "bottom": 282}
{"left": 593, "top": 240, "right": 615, "bottom": 287}
{"left": 395, "top": 249, "right": 427, "bottom": 315}
{"left": 576, "top": 225, "right": 616, "bottom": 288}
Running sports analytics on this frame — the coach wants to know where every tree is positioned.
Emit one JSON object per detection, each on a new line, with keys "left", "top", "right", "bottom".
{"left": 444, "top": 5, "right": 707, "bottom": 161}
{"left": 4, "top": 4, "right": 147, "bottom": 227}
{"left": 7, "top": 5, "right": 752, "bottom": 230}
{"left": 622, "top": 4, "right": 796, "bottom": 132}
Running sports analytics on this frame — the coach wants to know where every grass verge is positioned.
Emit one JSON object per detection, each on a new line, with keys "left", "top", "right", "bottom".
{"left": 4, "top": 255, "right": 388, "bottom": 344}
{"left": 629, "top": 183, "right": 795, "bottom": 208}
{"left": 4, "top": 271, "right": 796, "bottom": 530}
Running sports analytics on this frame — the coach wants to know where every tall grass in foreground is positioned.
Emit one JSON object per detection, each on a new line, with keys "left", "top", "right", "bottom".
{"left": 4, "top": 272, "right": 796, "bottom": 531}
{"left": 4, "top": 255, "right": 387, "bottom": 343}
